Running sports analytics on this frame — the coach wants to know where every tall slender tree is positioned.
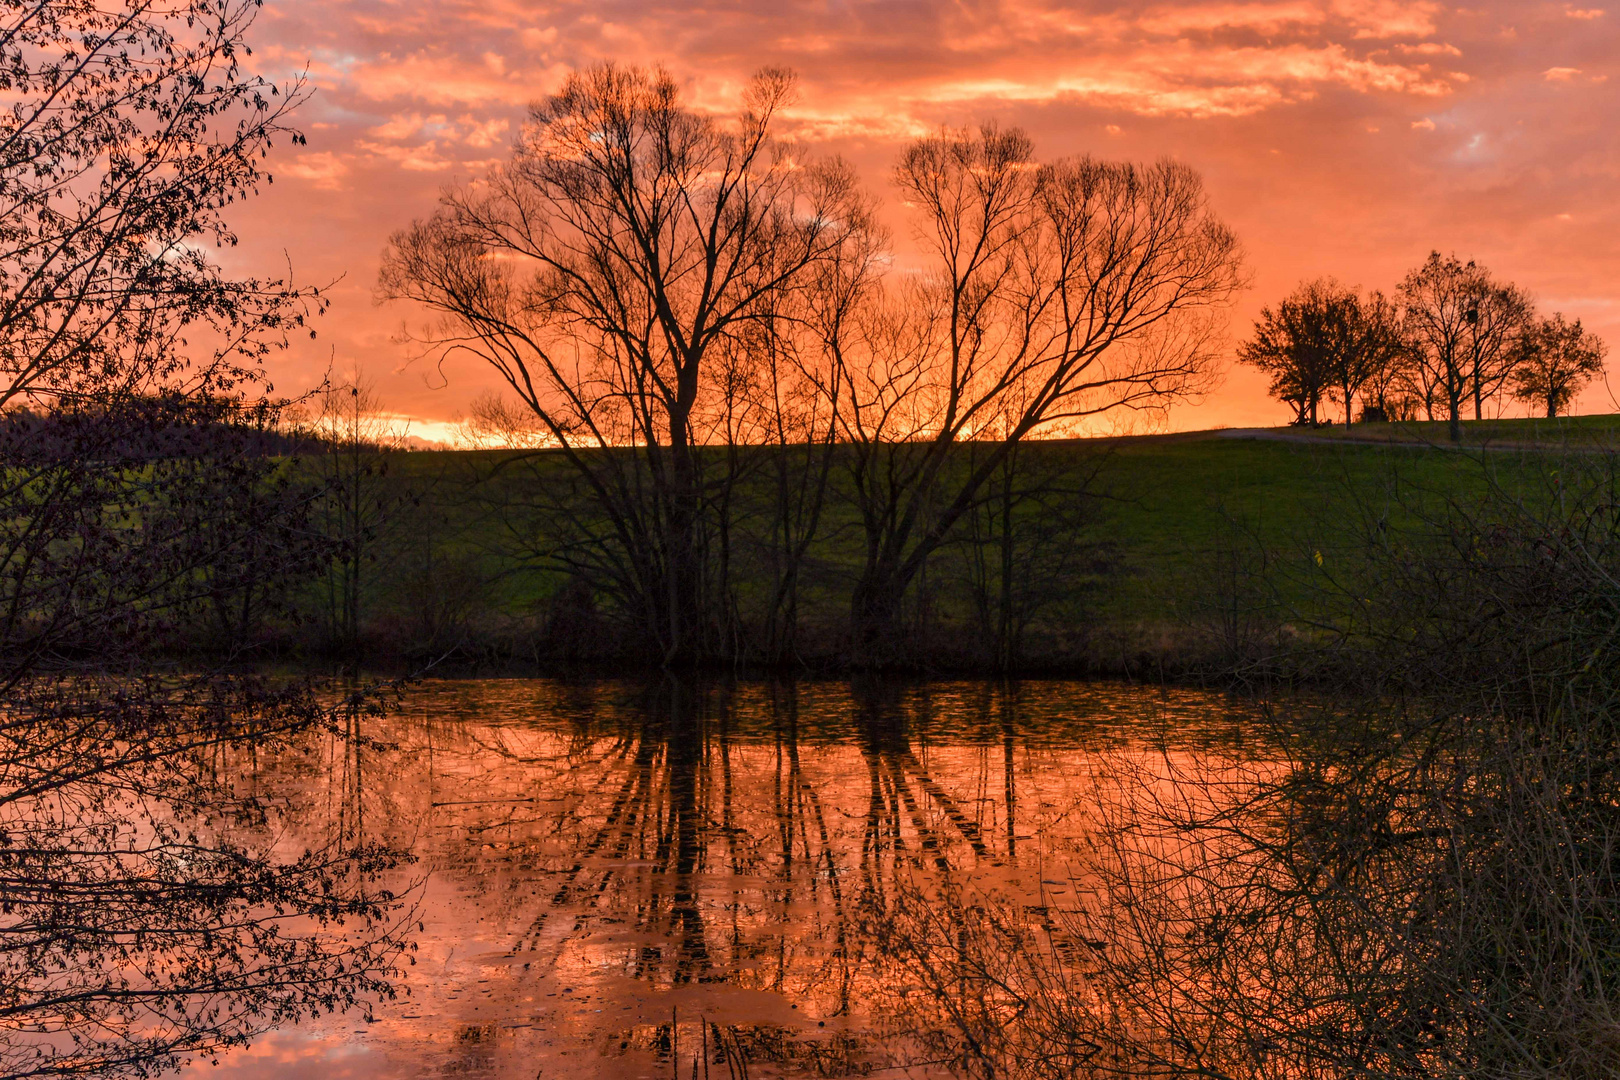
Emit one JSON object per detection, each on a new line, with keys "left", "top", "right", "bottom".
{"left": 308, "top": 374, "right": 409, "bottom": 664}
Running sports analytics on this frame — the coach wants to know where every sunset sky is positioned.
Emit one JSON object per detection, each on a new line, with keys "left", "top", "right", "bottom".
{"left": 235, "top": 0, "right": 1620, "bottom": 441}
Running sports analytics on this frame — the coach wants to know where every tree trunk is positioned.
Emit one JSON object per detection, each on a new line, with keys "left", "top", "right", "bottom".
{"left": 850, "top": 566, "right": 909, "bottom": 668}
{"left": 662, "top": 394, "right": 710, "bottom": 665}
{"left": 1448, "top": 377, "right": 1463, "bottom": 444}
{"left": 664, "top": 505, "right": 705, "bottom": 665}
{"left": 998, "top": 467, "right": 1015, "bottom": 672}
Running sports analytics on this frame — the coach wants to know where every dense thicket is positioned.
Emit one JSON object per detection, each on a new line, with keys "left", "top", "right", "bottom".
{"left": 869, "top": 452, "right": 1620, "bottom": 1079}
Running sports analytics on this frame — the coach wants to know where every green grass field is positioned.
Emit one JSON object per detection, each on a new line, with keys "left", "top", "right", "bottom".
{"left": 1085, "top": 431, "right": 1537, "bottom": 650}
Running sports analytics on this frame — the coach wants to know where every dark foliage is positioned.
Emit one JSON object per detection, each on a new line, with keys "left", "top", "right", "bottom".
{"left": 0, "top": 394, "right": 331, "bottom": 671}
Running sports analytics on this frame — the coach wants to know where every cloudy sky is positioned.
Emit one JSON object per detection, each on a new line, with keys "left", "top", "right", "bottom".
{"left": 233, "top": 0, "right": 1620, "bottom": 439}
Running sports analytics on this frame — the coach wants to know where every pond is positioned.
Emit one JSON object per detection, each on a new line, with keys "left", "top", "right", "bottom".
{"left": 184, "top": 677, "right": 1280, "bottom": 1080}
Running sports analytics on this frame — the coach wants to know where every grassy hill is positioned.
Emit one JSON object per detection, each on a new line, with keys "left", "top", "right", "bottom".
{"left": 298, "top": 417, "right": 1614, "bottom": 675}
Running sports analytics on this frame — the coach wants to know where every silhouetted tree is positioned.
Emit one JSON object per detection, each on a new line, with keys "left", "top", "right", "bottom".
{"left": 1239, "top": 280, "right": 1341, "bottom": 426}
{"left": 1330, "top": 289, "right": 1405, "bottom": 430}
{"left": 305, "top": 374, "right": 411, "bottom": 664}
{"left": 832, "top": 128, "right": 1243, "bottom": 660}
{"left": 381, "top": 63, "right": 874, "bottom": 663}
{"left": 0, "top": 0, "right": 326, "bottom": 673}
{"left": 0, "top": 3, "right": 409, "bottom": 1074}
{"left": 0, "top": 0, "right": 319, "bottom": 413}
{"left": 1511, "top": 312, "right": 1606, "bottom": 418}
{"left": 953, "top": 439, "right": 1109, "bottom": 671}
{"left": 1398, "top": 252, "right": 1534, "bottom": 441}
{"left": 1359, "top": 334, "right": 1423, "bottom": 422}
{"left": 727, "top": 302, "right": 859, "bottom": 662}
{"left": 1238, "top": 279, "right": 1401, "bottom": 429}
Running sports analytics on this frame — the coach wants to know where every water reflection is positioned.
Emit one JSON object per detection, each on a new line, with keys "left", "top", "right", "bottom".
{"left": 0, "top": 679, "right": 409, "bottom": 1080}
{"left": 189, "top": 677, "right": 1271, "bottom": 1080}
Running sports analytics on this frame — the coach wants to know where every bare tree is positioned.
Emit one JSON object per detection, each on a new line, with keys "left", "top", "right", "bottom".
{"left": 1511, "top": 312, "right": 1606, "bottom": 418}
{"left": 1398, "top": 252, "right": 1534, "bottom": 441}
{"left": 1331, "top": 289, "right": 1404, "bottom": 429}
{"left": 381, "top": 63, "right": 874, "bottom": 663}
{"left": 1361, "top": 333, "right": 1423, "bottom": 422}
{"left": 1463, "top": 281, "right": 1535, "bottom": 423}
{"left": 954, "top": 439, "right": 1109, "bottom": 671}
{"left": 745, "top": 338, "right": 841, "bottom": 660}
{"left": 831, "top": 127, "right": 1243, "bottom": 659}
{"left": 723, "top": 223, "right": 878, "bottom": 661}
{"left": 305, "top": 373, "right": 412, "bottom": 664}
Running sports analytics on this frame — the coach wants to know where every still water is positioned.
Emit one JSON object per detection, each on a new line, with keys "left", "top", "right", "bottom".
{"left": 188, "top": 677, "right": 1276, "bottom": 1079}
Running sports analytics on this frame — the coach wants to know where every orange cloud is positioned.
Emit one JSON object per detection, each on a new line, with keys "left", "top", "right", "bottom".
{"left": 280, "top": 151, "right": 349, "bottom": 189}
{"left": 1396, "top": 41, "right": 1462, "bottom": 56}
{"left": 914, "top": 42, "right": 1451, "bottom": 118}
{"left": 1336, "top": 0, "right": 1441, "bottom": 39}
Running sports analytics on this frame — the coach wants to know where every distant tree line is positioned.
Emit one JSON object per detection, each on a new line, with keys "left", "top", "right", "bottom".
{"left": 1240, "top": 255, "right": 1607, "bottom": 440}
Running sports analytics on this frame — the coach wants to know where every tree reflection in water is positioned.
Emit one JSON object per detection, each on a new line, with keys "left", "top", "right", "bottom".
{"left": 0, "top": 677, "right": 414, "bottom": 1080}
{"left": 187, "top": 676, "right": 1260, "bottom": 1079}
